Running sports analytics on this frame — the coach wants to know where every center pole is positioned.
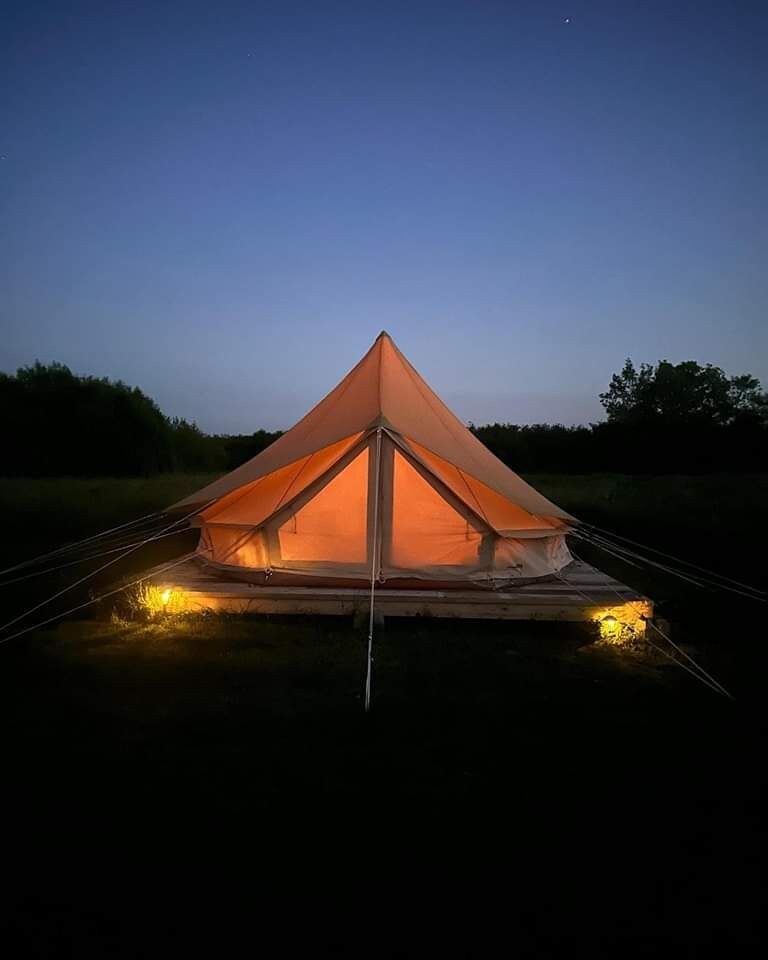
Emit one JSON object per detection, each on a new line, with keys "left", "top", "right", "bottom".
{"left": 365, "top": 428, "right": 383, "bottom": 712}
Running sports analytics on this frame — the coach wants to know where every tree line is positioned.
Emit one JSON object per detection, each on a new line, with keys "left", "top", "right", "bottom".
{"left": 0, "top": 362, "right": 280, "bottom": 477}
{"left": 473, "top": 359, "right": 767, "bottom": 474}
{"left": 0, "top": 358, "right": 765, "bottom": 478}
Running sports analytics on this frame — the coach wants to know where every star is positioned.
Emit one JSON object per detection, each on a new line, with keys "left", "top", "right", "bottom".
{"left": 563, "top": 17, "right": 572, "bottom": 23}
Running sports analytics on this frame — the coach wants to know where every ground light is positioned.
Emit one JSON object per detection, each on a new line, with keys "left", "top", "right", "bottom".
{"left": 593, "top": 603, "right": 651, "bottom": 644}
{"left": 139, "top": 584, "right": 189, "bottom": 617}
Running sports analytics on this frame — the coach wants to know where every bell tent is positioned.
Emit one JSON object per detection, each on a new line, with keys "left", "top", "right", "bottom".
{"left": 173, "top": 333, "right": 575, "bottom": 588}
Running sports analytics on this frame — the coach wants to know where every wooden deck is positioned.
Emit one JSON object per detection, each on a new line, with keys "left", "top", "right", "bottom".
{"left": 146, "top": 558, "right": 653, "bottom": 627}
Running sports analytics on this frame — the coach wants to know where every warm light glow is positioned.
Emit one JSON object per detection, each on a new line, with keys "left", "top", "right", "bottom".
{"left": 599, "top": 614, "right": 621, "bottom": 641}
{"left": 592, "top": 603, "right": 651, "bottom": 645}
{"left": 138, "top": 584, "right": 189, "bottom": 616}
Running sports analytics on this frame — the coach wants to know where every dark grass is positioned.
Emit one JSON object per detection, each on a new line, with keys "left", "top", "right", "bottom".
{"left": 0, "top": 474, "right": 766, "bottom": 953}
{"left": 2, "top": 615, "right": 763, "bottom": 953}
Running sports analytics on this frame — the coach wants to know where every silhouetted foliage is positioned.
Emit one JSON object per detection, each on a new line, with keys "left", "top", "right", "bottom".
{"left": 471, "top": 417, "right": 768, "bottom": 475}
{"left": 471, "top": 359, "right": 767, "bottom": 474}
{"left": 223, "top": 430, "right": 284, "bottom": 471}
{"left": 0, "top": 362, "right": 284, "bottom": 478}
{"left": 0, "top": 363, "right": 174, "bottom": 476}
{"left": 1, "top": 358, "right": 765, "bottom": 478}
{"left": 600, "top": 358, "right": 767, "bottom": 426}
{"left": 469, "top": 423, "right": 593, "bottom": 474}
{"left": 166, "top": 418, "right": 228, "bottom": 473}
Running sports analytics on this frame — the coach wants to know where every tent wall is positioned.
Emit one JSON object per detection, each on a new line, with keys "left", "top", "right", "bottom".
{"left": 199, "top": 433, "right": 363, "bottom": 527}
{"left": 268, "top": 445, "right": 369, "bottom": 567}
{"left": 195, "top": 432, "right": 572, "bottom": 584}
{"left": 172, "top": 333, "right": 574, "bottom": 522}
{"left": 402, "top": 437, "right": 564, "bottom": 536}
{"left": 380, "top": 441, "right": 491, "bottom": 577}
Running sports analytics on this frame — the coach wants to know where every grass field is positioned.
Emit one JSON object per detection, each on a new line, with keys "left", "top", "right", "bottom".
{"left": 3, "top": 470, "right": 765, "bottom": 564}
{"left": 0, "top": 473, "right": 766, "bottom": 952}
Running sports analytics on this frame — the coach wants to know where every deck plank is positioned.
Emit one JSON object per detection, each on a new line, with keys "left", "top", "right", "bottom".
{"left": 144, "top": 558, "right": 652, "bottom": 623}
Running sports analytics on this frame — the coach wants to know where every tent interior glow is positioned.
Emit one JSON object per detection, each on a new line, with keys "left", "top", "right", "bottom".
{"left": 168, "top": 332, "right": 575, "bottom": 588}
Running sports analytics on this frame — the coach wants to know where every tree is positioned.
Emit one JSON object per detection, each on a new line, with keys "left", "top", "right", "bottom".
{"left": 0, "top": 361, "right": 175, "bottom": 476}
{"left": 167, "top": 418, "right": 229, "bottom": 473}
{"left": 224, "top": 429, "right": 283, "bottom": 470}
{"left": 600, "top": 359, "right": 767, "bottom": 426}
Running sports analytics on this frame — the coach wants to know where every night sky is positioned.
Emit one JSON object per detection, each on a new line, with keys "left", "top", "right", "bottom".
{"left": 3, "top": 1, "right": 766, "bottom": 434}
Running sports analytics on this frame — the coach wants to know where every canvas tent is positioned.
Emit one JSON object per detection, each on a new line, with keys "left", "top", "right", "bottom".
{"left": 173, "top": 333, "right": 575, "bottom": 587}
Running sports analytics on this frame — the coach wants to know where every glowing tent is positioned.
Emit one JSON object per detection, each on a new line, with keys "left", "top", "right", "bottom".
{"left": 173, "top": 333, "right": 575, "bottom": 587}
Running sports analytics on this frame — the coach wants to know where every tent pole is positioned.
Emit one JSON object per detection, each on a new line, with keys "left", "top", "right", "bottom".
{"left": 365, "top": 428, "right": 383, "bottom": 712}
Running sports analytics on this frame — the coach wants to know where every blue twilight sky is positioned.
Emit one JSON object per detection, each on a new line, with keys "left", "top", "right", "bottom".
{"left": 2, "top": 0, "right": 766, "bottom": 434}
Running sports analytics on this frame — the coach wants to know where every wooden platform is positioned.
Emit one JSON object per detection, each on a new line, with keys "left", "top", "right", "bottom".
{"left": 146, "top": 558, "right": 653, "bottom": 628}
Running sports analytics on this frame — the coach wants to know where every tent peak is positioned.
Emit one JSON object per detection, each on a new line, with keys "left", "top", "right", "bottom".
{"left": 170, "top": 331, "right": 574, "bottom": 523}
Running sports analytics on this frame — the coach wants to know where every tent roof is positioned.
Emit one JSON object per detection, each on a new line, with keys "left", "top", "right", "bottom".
{"left": 172, "top": 332, "right": 573, "bottom": 521}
